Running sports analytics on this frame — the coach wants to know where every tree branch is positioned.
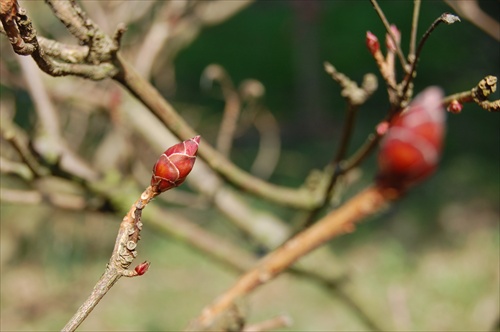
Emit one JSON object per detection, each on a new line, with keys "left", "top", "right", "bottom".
{"left": 62, "top": 186, "right": 158, "bottom": 331}
{"left": 186, "top": 185, "right": 394, "bottom": 330}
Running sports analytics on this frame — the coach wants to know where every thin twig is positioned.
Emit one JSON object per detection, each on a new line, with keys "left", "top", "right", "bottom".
{"left": 408, "top": 0, "right": 421, "bottom": 62}
{"left": 202, "top": 64, "right": 242, "bottom": 157}
{"left": 250, "top": 110, "right": 281, "bottom": 179}
{"left": 243, "top": 314, "right": 292, "bottom": 332}
{"left": 401, "top": 13, "right": 461, "bottom": 101}
{"left": 186, "top": 185, "right": 394, "bottom": 330}
{"left": 17, "top": 55, "right": 99, "bottom": 182}
{"left": 62, "top": 186, "right": 158, "bottom": 332}
{"left": 369, "top": 0, "right": 408, "bottom": 72}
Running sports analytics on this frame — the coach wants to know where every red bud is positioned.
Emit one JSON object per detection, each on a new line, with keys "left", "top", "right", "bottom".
{"left": 134, "top": 261, "right": 150, "bottom": 276}
{"left": 151, "top": 136, "right": 200, "bottom": 193}
{"left": 377, "top": 87, "right": 445, "bottom": 191}
{"left": 385, "top": 25, "right": 400, "bottom": 52}
{"left": 366, "top": 31, "right": 380, "bottom": 55}
{"left": 447, "top": 100, "right": 463, "bottom": 114}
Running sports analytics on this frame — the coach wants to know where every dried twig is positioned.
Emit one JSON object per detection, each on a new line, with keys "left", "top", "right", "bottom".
{"left": 401, "top": 13, "right": 461, "bottom": 101}
{"left": 408, "top": 0, "right": 421, "bottom": 62}
{"left": 202, "top": 64, "right": 242, "bottom": 157}
{"left": 369, "top": 0, "right": 408, "bottom": 72}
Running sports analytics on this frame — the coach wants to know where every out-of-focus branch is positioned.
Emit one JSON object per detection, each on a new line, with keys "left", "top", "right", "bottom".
{"left": 17, "top": 55, "right": 99, "bottom": 182}
{"left": 114, "top": 56, "right": 320, "bottom": 209}
{"left": 1, "top": 1, "right": 322, "bottom": 209}
{"left": 298, "top": 64, "right": 378, "bottom": 229}
{"left": 119, "top": 89, "right": 385, "bottom": 331}
{"left": 0, "top": 188, "right": 86, "bottom": 210}
{"left": 0, "top": 156, "right": 33, "bottom": 180}
{"left": 202, "top": 64, "right": 241, "bottom": 157}
{"left": 408, "top": 0, "right": 421, "bottom": 62}
{"left": 0, "top": 114, "right": 48, "bottom": 178}
{"left": 243, "top": 314, "right": 292, "bottom": 332}
{"left": 186, "top": 185, "right": 394, "bottom": 331}
{"left": 251, "top": 110, "right": 280, "bottom": 180}
{"left": 369, "top": 0, "right": 408, "bottom": 72}
{"left": 444, "top": 0, "right": 500, "bottom": 42}
{"left": 401, "top": 13, "right": 460, "bottom": 102}
{"left": 443, "top": 76, "right": 499, "bottom": 113}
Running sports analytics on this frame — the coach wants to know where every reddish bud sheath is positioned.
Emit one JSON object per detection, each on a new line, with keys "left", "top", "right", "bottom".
{"left": 366, "top": 31, "right": 380, "bottom": 55}
{"left": 377, "top": 87, "right": 446, "bottom": 191}
{"left": 151, "top": 136, "right": 200, "bottom": 193}
{"left": 134, "top": 261, "right": 150, "bottom": 276}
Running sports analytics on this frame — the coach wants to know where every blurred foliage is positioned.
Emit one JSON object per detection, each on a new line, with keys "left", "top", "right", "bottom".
{"left": 1, "top": 0, "right": 499, "bottom": 331}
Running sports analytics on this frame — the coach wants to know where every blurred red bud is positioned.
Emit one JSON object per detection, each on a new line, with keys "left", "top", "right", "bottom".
{"left": 376, "top": 121, "right": 390, "bottom": 136}
{"left": 366, "top": 31, "right": 380, "bottom": 55}
{"left": 151, "top": 136, "right": 200, "bottom": 193}
{"left": 385, "top": 25, "right": 400, "bottom": 52}
{"left": 134, "top": 261, "right": 150, "bottom": 276}
{"left": 377, "top": 87, "right": 446, "bottom": 191}
{"left": 447, "top": 100, "right": 463, "bottom": 114}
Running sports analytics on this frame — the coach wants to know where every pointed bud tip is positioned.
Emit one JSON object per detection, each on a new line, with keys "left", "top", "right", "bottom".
{"left": 150, "top": 136, "right": 200, "bottom": 193}
{"left": 134, "top": 261, "right": 150, "bottom": 276}
{"left": 366, "top": 31, "right": 380, "bottom": 55}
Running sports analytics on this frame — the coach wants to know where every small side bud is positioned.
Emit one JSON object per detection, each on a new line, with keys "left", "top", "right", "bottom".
{"left": 151, "top": 136, "right": 200, "bottom": 193}
{"left": 447, "top": 100, "right": 463, "bottom": 114}
{"left": 376, "top": 121, "right": 390, "bottom": 136}
{"left": 366, "top": 31, "right": 380, "bottom": 55}
{"left": 134, "top": 261, "right": 150, "bottom": 276}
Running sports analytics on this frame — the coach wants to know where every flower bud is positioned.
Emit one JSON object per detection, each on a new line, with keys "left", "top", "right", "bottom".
{"left": 151, "top": 136, "right": 200, "bottom": 193}
{"left": 366, "top": 31, "right": 380, "bottom": 55}
{"left": 447, "top": 100, "right": 463, "bottom": 114}
{"left": 377, "top": 87, "right": 446, "bottom": 191}
{"left": 134, "top": 261, "right": 150, "bottom": 276}
{"left": 385, "top": 25, "right": 400, "bottom": 52}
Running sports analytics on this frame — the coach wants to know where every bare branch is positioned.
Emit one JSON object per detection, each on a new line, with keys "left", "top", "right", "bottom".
{"left": 186, "top": 185, "right": 393, "bottom": 330}
{"left": 443, "top": 76, "right": 499, "bottom": 112}
{"left": 243, "top": 314, "right": 292, "bottom": 332}
{"left": 408, "top": 0, "right": 421, "bottom": 62}
{"left": 0, "top": 188, "right": 86, "bottom": 210}
{"left": 62, "top": 186, "right": 159, "bottom": 332}
{"left": 401, "top": 13, "right": 461, "bottom": 101}
{"left": 444, "top": 0, "right": 500, "bottom": 41}
{"left": 369, "top": 0, "right": 409, "bottom": 72}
